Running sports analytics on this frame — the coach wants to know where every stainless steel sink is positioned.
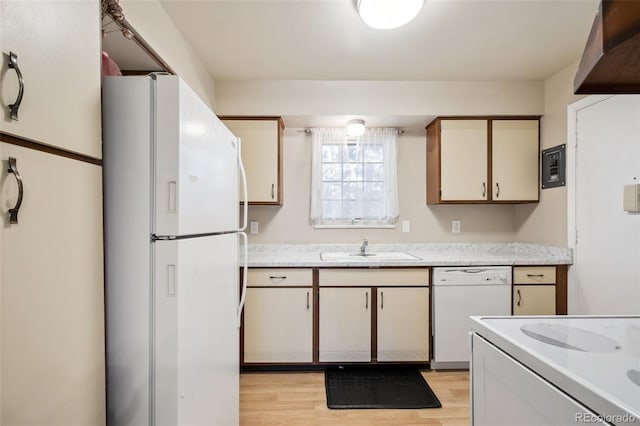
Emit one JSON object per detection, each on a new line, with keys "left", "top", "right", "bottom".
{"left": 319, "top": 252, "right": 421, "bottom": 261}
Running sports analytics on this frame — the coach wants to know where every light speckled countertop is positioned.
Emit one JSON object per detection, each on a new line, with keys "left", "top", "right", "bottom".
{"left": 243, "top": 243, "right": 572, "bottom": 267}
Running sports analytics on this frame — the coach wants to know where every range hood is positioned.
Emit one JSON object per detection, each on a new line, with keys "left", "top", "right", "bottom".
{"left": 573, "top": 0, "right": 640, "bottom": 94}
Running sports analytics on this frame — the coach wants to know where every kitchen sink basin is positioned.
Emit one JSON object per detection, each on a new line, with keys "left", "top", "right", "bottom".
{"left": 320, "top": 252, "right": 421, "bottom": 261}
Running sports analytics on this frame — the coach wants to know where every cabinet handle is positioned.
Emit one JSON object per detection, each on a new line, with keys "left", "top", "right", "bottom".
{"left": 495, "top": 182, "right": 500, "bottom": 198}
{"left": 365, "top": 291, "right": 368, "bottom": 310}
{"left": 380, "top": 291, "right": 384, "bottom": 310}
{"left": 306, "top": 291, "right": 310, "bottom": 310}
{"left": 516, "top": 289, "right": 522, "bottom": 307}
{"left": 482, "top": 182, "right": 486, "bottom": 198}
{"left": 526, "top": 274, "right": 545, "bottom": 278}
{"left": 7, "top": 52, "right": 24, "bottom": 121}
{"left": 271, "top": 183, "right": 275, "bottom": 199}
{"left": 268, "top": 275, "right": 287, "bottom": 280}
{"left": 7, "top": 157, "right": 23, "bottom": 224}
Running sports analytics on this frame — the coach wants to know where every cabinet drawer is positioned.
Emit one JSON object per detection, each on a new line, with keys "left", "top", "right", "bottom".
{"left": 247, "top": 268, "right": 312, "bottom": 287}
{"left": 319, "top": 268, "right": 428, "bottom": 287}
{"left": 513, "top": 266, "right": 556, "bottom": 284}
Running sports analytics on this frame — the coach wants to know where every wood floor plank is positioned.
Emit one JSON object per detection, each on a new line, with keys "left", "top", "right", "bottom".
{"left": 240, "top": 370, "right": 469, "bottom": 426}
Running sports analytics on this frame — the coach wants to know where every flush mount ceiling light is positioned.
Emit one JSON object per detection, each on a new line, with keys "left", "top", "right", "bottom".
{"left": 346, "top": 119, "right": 366, "bottom": 137}
{"left": 357, "top": 0, "right": 424, "bottom": 30}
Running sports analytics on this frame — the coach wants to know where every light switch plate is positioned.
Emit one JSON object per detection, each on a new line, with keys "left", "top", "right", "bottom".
{"left": 452, "top": 220, "right": 461, "bottom": 233}
{"left": 250, "top": 221, "right": 259, "bottom": 234}
{"left": 402, "top": 220, "right": 410, "bottom": 233}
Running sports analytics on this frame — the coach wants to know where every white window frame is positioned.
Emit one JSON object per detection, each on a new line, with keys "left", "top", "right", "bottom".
{"left": 310, "top": 127, "right": 399, "bottom": 229}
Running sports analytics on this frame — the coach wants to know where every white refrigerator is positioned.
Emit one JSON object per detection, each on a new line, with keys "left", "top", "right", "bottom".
{"left": 102, "top": 74, "right": 247, "bottom": 426}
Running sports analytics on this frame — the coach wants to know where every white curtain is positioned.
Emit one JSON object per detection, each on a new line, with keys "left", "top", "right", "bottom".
{"left": 310, "top": 127, "right": 399, "bottom": 226}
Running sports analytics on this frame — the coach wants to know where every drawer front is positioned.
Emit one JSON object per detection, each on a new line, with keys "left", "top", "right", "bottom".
{"left": 247, "top": 268, "right": 312, "bottom": 287}
{"left": 319, "top": 268, "right": 429, "bottom": 287}
{"left": 513, "top": 266, "right": 556, "bottom": 284}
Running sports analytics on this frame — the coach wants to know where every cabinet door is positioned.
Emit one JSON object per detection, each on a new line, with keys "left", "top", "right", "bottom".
{"left": 377, "top": 288, "right": 429, "bottom": 362}
{"left": 244, "top": 288, "right": 313, "bottom": 363}
{"left": 0, "top": 1, "right": 102, "bottom": 159}
{"left": 222, "top": 118, "right": 281, "bottom": 204}
{"left": 491, "top": 120, "right": 539, "bottom": 201}
{"left": 513, "top": 285, "right": 556, "bottom": 315}
{"left": 440, "top": 120, "right": 488, "bottom": 201}
{"left": 0, "top": 144, "right": 104, "bottom": 425}
{"left": 319, "top": 288, "right": 371, "bottom": 362}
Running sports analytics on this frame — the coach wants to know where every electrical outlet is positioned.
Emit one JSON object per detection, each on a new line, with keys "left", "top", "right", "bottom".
{"left": 452, "top": 220, "right": 461, "bottom": 233}
{"left": 402, "top": 220, "right": 410, "bottom": 233}
{"left": 250, "top": 221, "right": 259, "bottom": 234}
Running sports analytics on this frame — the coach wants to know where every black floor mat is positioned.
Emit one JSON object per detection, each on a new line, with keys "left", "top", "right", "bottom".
{"left": 325, "top": 367, "right": 442, "bottom": 409}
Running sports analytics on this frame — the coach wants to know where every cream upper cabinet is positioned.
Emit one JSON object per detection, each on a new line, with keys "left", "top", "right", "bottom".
{"left": 377, "top": 287, "right": 429, "bottom": 362}
{"left": 439, "top": 120, "right": 489, "bottom": 201}
{"left": 427, "top": 117, "right": 539, "bottom": 204}
{"left": 0, "top": 1, "right": 102, "bottom": 159}
{"left": 492, "top": 120, "right": 539, "bottom": 201}
{"left": 0, "top": 144, "right": 105, "bottom": 425}
{"left": 221, "top": 117, "right": 283, "bottom": 205}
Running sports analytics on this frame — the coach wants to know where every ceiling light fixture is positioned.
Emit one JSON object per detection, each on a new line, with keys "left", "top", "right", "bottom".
{"left": 357, "top": 0, "right": 424, "bottom": 30}
{"left": 346, "top": 119, "right": 366, "bottom": 137}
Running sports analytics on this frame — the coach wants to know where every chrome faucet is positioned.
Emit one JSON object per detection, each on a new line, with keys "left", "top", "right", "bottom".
{"left": 360, "top": 239, "right": 368, "bottom": 255}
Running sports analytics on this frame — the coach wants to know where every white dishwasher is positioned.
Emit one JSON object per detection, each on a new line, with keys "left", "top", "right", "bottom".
{"left": 431, "top": 266, "right": 511, "bottom": 369}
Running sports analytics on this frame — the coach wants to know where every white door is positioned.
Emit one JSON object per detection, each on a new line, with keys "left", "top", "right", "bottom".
{"left": 440, "top": 119, "right": 488, "bottom": 201}
{"left": 244, "top": 288, "right": 313, "bottom": 363}
{"left": 154, "top": 75, "right": 239, "bottom": 236}
{"left": 377, "top": 288, "right": 429, "bottom": 362}
{"left": 154, "top": 233, "right": 239, "bottom": 426}
{"left": 319, "top": 288, "right": 371, "bottom": 362}
{"left": 0, "top": 144, "right": 104, "bottom": 425}
{"left": 0, "top": 1, "right": 102, "bottom": 158}
{"left": 491, "top": 120, "right": 539, "bottom": 201}
{"left": 572, "top": 95, "right": 640, "bottom": 314}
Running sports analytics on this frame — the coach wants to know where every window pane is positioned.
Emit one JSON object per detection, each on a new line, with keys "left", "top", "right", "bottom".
{"left": 343, "top": 163, "right": 363, "bottom": 181}
{"left": 363, "top": 182, "right": 383, "bottom": 200}
{"left": 363, "top": 201, "right": 383, "bottom": 219}
{"left": 343, "top": 200, "right": 363, "bottom": 219}
{"left": 344, "top": 143, "right": 362, "bottom": 162}
{"left": 322, "top": 201, "right": 342, "bottom": 219}
{"left": 343, "top": 182, "right": 363, "bottom": 201}
{"left": 322, "top": 163, "right": 342, "bottom": 181}
{"left": 364, "top": 163, "right": 383, "bottom": 181}
{"left": 322, "top": 144, "right": 342, "bottom": 163}
{"left": 363, "top": 144, "right": 384, "bottom": 162}
{"left": 323, "top": 182, "right": 342, "bottom": 200}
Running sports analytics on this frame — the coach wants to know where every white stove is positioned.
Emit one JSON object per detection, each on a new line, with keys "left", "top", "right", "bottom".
{"left": 470, "top": 316, "right": 640, "bottom": 425}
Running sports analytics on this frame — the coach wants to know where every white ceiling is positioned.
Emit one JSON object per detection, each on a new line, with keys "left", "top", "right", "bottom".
{"left": 158, "top": 0, "right": 599, "bottom": 82}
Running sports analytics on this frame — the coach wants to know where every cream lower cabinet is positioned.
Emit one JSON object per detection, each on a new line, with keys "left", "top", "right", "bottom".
{"left": 319, "top": 287, "right": 372, "bottom": 362}
{"left": 377, "top": 287, "right": 429, "bottom": 362}
{"left": 513, "top": 266, "right": 558, "bottom": 315}
{"left": 244, "top": 287, "right": 313, "bottom": 363}
{"left": 513, "top": 285, "right": 556, "bottom": 315}
{"left": 0, "top": 144, "right": 105, "bottom": 425}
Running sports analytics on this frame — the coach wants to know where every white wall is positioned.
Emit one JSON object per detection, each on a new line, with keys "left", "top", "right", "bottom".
{"left": 119, "top": 0, "right": 217, "bottom": 109}
{"left": 515, "top": 61, "right": 585, "bottom": 247}
{"left": 569, "top": 95, "right": 640, "bottom": 315}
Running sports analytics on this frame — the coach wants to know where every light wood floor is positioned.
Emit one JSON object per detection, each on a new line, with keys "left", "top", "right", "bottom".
{"left": 240, "top": 370, "right": 470, "bottom": 426}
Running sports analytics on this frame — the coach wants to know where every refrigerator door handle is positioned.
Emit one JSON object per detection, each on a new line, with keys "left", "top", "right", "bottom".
{"left": 237, "top": 231, "right": 248, "bottom": 327}
{"left": 238, "top": 136, "right": 248, "bottom": 232}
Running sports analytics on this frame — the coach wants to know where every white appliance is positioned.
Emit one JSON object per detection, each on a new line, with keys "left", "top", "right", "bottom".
{"left": 102, "top": 74, "right": 248, "bottom": 426}
{"left": 470, "top": 316, "right": 640, "bottom": 425}
{"left": 431, "top": 266, "right": 511, "bottom": 369}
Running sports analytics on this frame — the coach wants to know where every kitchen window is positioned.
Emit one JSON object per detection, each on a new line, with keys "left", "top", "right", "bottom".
{"left": 310, "top": 128, "right": 399, "bottom": 228}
